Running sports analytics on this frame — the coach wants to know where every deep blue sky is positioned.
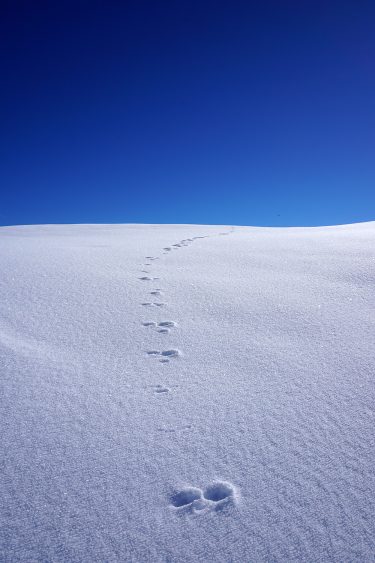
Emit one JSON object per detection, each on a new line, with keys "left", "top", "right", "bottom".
{"left": 1, "top": 1, "right": 374, "bottom": 227}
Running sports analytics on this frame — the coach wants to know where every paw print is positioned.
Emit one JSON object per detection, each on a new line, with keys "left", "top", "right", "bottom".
{"left": 170, "top": 482, "right": 237, "bottom": 513}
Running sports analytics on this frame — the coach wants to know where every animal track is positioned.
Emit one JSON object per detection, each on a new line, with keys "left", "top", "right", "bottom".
{"left": 161, "top": 349, "right": 180, "bottom": 357}
{"left": 143, "top": 321, "right": 176, "bottom": 334}
{"left": 146, "top": 349, "right": 181, "bottom": 362}
{"left": 140, "top": 231, "right": 235, "bottom": 436}
{"left": 170, "top": 482, "right": 237, "bottom": 513}
{"left": 203, "top": 482, "right": 235, "bottom": 502}
{"left": 171, "top": 487, "right": 202, "bottom": 508}
{"left": 158, "top": 424, "right": 191, "bottom": 433}
{"left": 154, "top": 385, "right": 170, "bottom": 394}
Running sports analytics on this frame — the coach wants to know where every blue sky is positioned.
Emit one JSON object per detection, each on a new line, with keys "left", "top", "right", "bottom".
{"left": 1, "top": 1, "right": 374, "bottom": 227}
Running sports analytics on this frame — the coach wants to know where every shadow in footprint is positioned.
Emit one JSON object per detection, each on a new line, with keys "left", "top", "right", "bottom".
{"left": 161, "top": 349, "right": 180, "bottom": 358}
{"left": 154, "top": 385, "right": 170, "bottom": 394}
{"left": 203, "top": 482, "right": 236, "bottom": 511}
{"left": 143, "top": 321, "right": 174, "bottom": 332}
{"left": 171, "top": 487, "right": 202, "bottom": 508}
{"left": 158, "top": 321, "right": 176, "bottom": 328}
{"left": 146, "top": 349, "right": 181, "bottom": 362}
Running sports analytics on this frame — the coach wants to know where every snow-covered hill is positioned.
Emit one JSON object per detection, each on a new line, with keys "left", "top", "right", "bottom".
{"left": 1, "top": 223, "right": 374, "bottom": 562}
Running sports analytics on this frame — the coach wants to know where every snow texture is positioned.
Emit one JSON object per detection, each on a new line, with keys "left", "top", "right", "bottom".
{"left": 1, "top": 222, "right": 374, "bottom": 562}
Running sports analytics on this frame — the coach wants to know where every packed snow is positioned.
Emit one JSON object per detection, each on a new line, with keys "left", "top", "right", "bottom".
{"left": 1, "top": 222, "right": 374, "bottom": 562}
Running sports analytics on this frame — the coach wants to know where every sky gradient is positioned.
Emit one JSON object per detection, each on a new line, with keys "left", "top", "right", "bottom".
{"left": 1, "top": 1, "right": 374, "bottom": 227}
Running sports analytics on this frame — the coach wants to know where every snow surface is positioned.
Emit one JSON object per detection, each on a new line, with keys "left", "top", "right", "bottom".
{"left": 1, "top": 222, "right": 374, "bottom": 562}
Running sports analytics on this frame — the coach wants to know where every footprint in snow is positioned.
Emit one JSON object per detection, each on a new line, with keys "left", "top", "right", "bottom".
{"left": 171, "top": 487, "right": 204, "bottom": 509}
{"left": 158, "top": 424, "right": 191, "bottom": 434}
{"left": 170, "top": 482, "right": 236, "bottom": 513}
{"left": 153, "top": 384, "right": 170, "bottom": 394}
{"left": 156, "top": 320, "right": 177, "bottom": 333}
{"left": 147, "top": 349, "right": 181, "bottom": 362}
{"left": 203, "top": 482, "right": 235, "bottom": 503}
{"left": 143, "top": 320, "right": 176, "bottom": 333}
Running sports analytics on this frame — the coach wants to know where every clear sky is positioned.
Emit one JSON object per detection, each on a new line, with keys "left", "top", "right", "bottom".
{"left": 1, "top": 1, "right": 374, "bottom": 227}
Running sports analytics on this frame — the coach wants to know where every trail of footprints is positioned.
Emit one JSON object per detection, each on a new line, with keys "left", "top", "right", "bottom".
{"left": 138, "top": 229, "right": 238, "bottom": 512}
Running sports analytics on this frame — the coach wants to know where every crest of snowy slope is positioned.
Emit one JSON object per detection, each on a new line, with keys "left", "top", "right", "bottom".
{"left": 1, "top": 222, "right": 374, "bottom": 562}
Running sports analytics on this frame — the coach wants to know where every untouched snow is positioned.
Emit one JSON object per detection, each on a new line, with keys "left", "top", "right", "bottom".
{"left": 1, "top": 222, "right": 375, "bottom": 562}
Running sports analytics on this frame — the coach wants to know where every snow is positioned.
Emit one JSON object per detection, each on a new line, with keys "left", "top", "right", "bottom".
{"left": 1, "top": 222, "right": 374, "bottom": 562}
